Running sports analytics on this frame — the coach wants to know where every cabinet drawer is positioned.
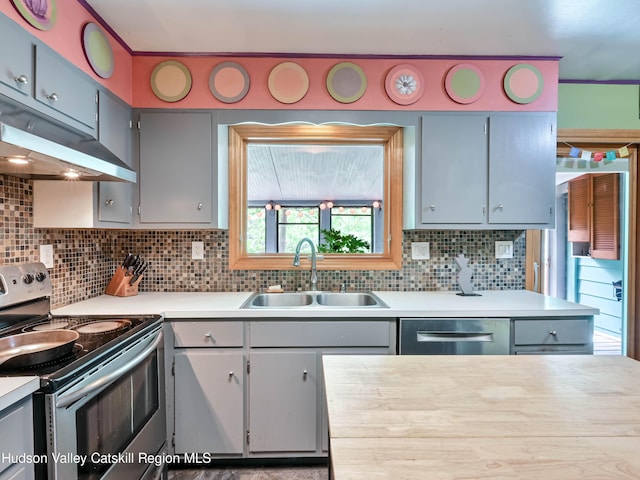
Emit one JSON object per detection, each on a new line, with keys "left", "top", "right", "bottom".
{"left": 173, "top": 321, "right": 243, "bottom": 347}
{"left": 250, "top": 321, "right": 391, "bottom": 347}
{"left": 513, "top": 318, "right": 591, "bottom": 346}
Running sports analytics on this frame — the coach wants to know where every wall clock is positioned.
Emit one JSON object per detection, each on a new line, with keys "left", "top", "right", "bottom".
{"left": 384, "top": 64, "right": 424, "bottom": 105}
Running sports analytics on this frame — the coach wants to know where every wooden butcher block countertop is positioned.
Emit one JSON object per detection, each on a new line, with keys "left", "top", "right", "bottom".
{"left": 323, "top": 355, "right": 640, "bottom": 479}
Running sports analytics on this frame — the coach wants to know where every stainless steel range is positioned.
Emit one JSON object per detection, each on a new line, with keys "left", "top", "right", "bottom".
{"left": 0, "top": 262, "right": 166, "bottom": 480}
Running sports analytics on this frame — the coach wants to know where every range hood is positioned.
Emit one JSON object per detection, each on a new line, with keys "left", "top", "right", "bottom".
{"left": 0, "top": 101, "right": 136, "bottom": 182}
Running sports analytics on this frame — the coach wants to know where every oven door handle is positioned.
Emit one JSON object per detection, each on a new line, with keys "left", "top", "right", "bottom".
{"left": 56, "top": 329, "right": 163, "bottom": 409}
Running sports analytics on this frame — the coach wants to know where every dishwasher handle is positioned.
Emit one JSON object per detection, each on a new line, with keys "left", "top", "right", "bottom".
{"left": 417, "top": 331, "right": 494, "bottom": 342}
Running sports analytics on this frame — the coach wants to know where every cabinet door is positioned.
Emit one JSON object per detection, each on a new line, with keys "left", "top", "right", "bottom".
{"left": 249, "top": 352, "right": 317, "bottom": 453}
{"left": 591, "top": 173, "right": 619, "bottom": 260}
{"left": 567, "top": 175, "right": 590, "bottom": 242}
{"left": 98, "top": 90, "right": 133, "bottom": 224}
{"left": 0, "top": 15, "right": 33, "bottom": 100}
{"left": 34, "top": 45, "right": 98, "bottom": 134}
{"left": 421, "top": 114, "right": 487, "bottom": 224}
{"left": 138, "top": 112, "right": 213, "bottom": 224}
{"left": 488, "top": 113, "right": 556, "bottom": 225}
{"left": 174, "top": 352, "right": 244, "bottom": 454}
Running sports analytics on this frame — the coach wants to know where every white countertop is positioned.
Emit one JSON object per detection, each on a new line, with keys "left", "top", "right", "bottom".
{"left": 52, "top": 290, "right": 599, "bottom": 319}
{"left": 0, "top": 376, "right": 39, "bottom": 412}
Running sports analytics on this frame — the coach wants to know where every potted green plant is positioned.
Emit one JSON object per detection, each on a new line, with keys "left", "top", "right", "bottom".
{"left": 318, "top": 228, "right": 370, "bottom": 253}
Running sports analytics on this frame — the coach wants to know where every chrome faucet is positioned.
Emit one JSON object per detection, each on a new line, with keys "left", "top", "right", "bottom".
{"left": 293, "top": 237, "right": 318, "bottom": 291}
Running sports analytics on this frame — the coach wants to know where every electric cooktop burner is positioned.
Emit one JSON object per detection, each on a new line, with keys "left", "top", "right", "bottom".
{"left": 73, "top": 319, "right": 131, "bottom": 335}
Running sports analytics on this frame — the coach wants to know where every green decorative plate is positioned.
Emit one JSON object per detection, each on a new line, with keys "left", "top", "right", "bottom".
{"left": 82, "top": 23, "right": 114, "bottom": 79}
{"left": 445, "top": 63, "right": 485, "bottom": 104}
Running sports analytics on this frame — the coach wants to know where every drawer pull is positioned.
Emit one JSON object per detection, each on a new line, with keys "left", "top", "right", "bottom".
{"left": 228, "top": 371, "right": 234, "bottom": 378}
{"left": 549, "top": 330, "right": 557, "bottom": 336}
{"left": 417, "top": 331, "right": 493, "bottom": 342}
{"left": 46, "top": 92, "right": 59, "bottom": 102}
{"left": 14, "top": 74, "right": 28, "bottom": 85}
{"left": 205, "top": 332, "right": 212, "bottom": 338}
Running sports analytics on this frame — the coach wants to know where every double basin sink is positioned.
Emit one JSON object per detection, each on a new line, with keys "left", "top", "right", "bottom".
{"left": 241, "top": 291, "right": 388, "bottom": 309}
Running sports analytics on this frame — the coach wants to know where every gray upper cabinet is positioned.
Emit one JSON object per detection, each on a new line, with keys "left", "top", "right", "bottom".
{"left": 137, "top": 111, "right": 215, "bottom": 226}
{"left": 34, "top": 45, "right": 98, "bottom": 136}
{"left": 488, "top": 113, "right": 556, "bottom": 225}
{"left": 0, "top": 14, "right": 33, "bottom": 100}
{"left": 418, "top": 111, "right": 556, "bottom": 229}
{"left": 0, "top": 13, "right": 98, "bottom": 138}
{"left": 421, "top": 114, "right": 487, "bottom": 224}
{"left": 97, "top": 90, "right": 133, "bottom": 224}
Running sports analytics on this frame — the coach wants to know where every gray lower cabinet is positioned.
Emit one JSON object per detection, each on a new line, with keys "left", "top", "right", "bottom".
{"left": 0, "top": 396, "right": 34, "bottom": 480}
{"left": 174, "top": 351, "right": 245, "bottom": 455}
{"left": 419, "top": 112, "right": 556, "bottom": 229}
{"left": 248, "top": 351, "right": 317, "bottom": 453}
{"left": 511, "top": 317, "right": 594, "bottom": 354}
{"left": 136, "top": 111, "right": 216, "bottom": 226}
{"left": 167, "top": 318, "right": 396, "bottom": 459}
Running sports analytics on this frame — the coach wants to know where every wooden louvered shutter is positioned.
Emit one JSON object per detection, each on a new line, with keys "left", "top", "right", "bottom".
{"left": 568, "top": 175, "right": 590, "bottom": 242}
{"left": 591, "top": 173, "right": 620, "bottom": 260}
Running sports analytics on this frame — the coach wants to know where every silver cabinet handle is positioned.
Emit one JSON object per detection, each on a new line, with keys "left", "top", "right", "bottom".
{"left": 549, "top": 330, "right": 557, "bottom": 336}
{"left": 14, "top": 74, "right": 28, "bottom": 85}
{"left": 46, "top": 92, "right": 59, "bottom": 102}
{"left": 197, "top": 202, "right": 203, "bottom": 210}
{"left": 533, "top": 261, "right": 540, "bottom": 293}
{"left": 105, "top": 199, "right": 114, "bottom": 206}
{"left": 303, "top": 370, "right": 308, "bottom": 378}
{"left": 429, "top": 204, "right": 435, "bottom": 211}
{"left": 205, "top": 332, "right": 212, "bottom": 338}
{"left": 496, "top": 204, "right": 503, "bottom": 210}
{"left": 417, "top": 331, "right": 494, "bottom": 342}
{"left": 228, "top": 371, "right": 234, "bottom": 377}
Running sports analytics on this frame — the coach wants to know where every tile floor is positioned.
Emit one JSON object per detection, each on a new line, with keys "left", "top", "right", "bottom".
{"left": 168, "top": 466, "right": 328, "bottom": 480}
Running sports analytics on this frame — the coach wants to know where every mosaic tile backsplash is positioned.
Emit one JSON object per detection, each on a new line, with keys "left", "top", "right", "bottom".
{"left": 1, "top": 175, "right": 526, "bottom": 308}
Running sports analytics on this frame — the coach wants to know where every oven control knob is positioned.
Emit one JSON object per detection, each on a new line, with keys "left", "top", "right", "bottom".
{"left": 35, "top": 272, "right": 47, "bottom": 282}
{"left": 23, "top": 273, "right": 34, "bottom": 284}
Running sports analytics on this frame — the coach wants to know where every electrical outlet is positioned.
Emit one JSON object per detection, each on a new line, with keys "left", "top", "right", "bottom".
{"left": 40, "top": 244, "right": 54, "bottom": 268}
{"left": 495, "top": 241, "right": 514, "bottom": 259}
{"left": 411, "top": 242, "right": 430, "bottom": 260}
{"left": 192, "top": 241, "right": 204, "bottom": 260}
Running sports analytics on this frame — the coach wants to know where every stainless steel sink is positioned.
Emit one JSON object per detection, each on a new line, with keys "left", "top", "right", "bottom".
{"left": 247, "top": 292, "right": 314, "bottom": 308}
{"left": 241, "top": 291, "right": 388, "bottom": 309}
{"left": 316, "top": 292, "right": 381, "bottom": 307}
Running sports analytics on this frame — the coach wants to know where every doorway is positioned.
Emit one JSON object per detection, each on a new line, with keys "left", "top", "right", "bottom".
{"left": 527, "top": 134, "right": 638, "bottom": 358}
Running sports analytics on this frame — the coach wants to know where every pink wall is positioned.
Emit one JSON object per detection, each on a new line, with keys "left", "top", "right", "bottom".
{"left": 1, "top": 3, "right": 557, "bottom": 112}
{"left": 133, "top": 56, "right": 557, "bottom": 111}
{"left": 0, "top": 1, "right": 133, "bottom": 104}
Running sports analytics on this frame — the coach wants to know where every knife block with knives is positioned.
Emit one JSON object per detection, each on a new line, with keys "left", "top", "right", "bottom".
{"left": 105, "top": 254, "right": 148, "bottom": 297}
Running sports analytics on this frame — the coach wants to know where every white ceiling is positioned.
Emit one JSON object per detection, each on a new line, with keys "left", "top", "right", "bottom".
{"left": 84, "top": 0, "right": 640, "bottom": 81}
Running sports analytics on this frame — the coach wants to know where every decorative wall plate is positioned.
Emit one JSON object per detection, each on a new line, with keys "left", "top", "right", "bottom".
{"left": 150, "top": 60, "right": 192, "bottom": 103}
{"left": 209, "top": 62, "right": 250, "bottom": 103}
{"left": 444, "top": 63, "right": 485, "bottom": 104}
{"left": 268, "top": 62, "right": 309, "bottom": 104}
{"left": 11, "top": 0, "right": 57, "bottom": 30}
{"left": 384, "top": 64, "right": 424, "bottom": 105}
{"left": 503, "top": 63, "right": 544, "bottom": 104}
{"left": 326, "top": 62, "right": 367, "bottom": 103}
{"left": 82, "top": 23, "right": 114, "bottom": 79}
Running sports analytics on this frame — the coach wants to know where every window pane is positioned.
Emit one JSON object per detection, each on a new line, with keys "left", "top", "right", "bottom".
{"left": 328, "top": 206, "right": 372, "bottom": 253}
{"left": 246, "top": 207, "right": 266, "bottom": 253}
{"left": 277, "top": 207, "right": 319, "bottom": 253}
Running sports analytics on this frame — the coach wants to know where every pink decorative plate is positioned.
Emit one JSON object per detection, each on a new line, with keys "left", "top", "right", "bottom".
{"left": 384, "top": 64, "right": 424, "bottom": 105}
{"left": 268, "top": 62, "right": 309, "bottom": 104}
{"left": 503, "top": 64, "right": 544, "bottom": 104}
{"left": 209, "top": 62, "right": 250, "bottom": 103}
{"left": 150, "top": 60, "right": 192, "bottom": 103}
{"left": 444, "top": 63, "right": 485, "bottom": 104}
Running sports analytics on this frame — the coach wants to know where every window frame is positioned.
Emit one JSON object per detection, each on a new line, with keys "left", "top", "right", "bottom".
{"left": 228, "top": 124, "right": 403, "bottom": 270}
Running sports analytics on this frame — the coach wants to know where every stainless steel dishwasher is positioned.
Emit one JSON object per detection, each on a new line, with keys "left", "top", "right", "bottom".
{"left": 399, "top": 318, "right": 511, "bottom": 355}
